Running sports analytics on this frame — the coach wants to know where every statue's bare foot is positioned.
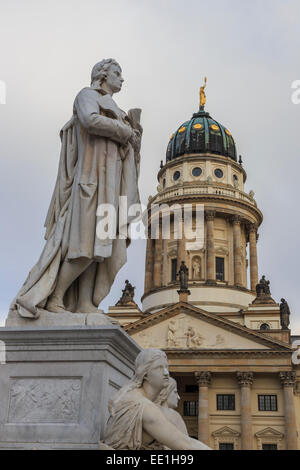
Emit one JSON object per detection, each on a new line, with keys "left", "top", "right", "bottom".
{"left": 46, "top": 296, "right": 66, "bottom": 313}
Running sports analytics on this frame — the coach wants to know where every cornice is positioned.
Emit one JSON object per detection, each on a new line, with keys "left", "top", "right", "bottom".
{"left": 147, "top": 194, "right": 263, "bottom": 226}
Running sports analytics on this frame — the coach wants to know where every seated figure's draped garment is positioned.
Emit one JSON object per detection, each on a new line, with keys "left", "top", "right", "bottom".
{"left": 11, "top": 87, "right": 141, "bottom": 318}
{"left": 104, "top": 392, "right": 164, "bottom": 450}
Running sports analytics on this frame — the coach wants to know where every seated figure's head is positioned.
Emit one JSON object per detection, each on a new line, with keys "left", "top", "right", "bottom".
{"left": 109, "top": 349, "right": 169, "bottom": 410}
{"left": 155, "top": 376, "right": 180, "bottom": 410}
{"left": 134, "top": 349, "right": 169, "bottom": 392}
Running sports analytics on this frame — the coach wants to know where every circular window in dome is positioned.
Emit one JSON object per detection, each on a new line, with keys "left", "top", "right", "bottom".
{"left": 192, "top": 167, "right": 202, "bottom": 177}
{"left": 178, "top": 126, "right": 186, "bottom": 134}
{"left": 233, "top": 174, "right": 238, "bottom": 181}
{"left": 193, "top": 123, "right": 203, "bottom": 130}
{"left": 211, "top": 124, "right": 219, "bottom": 131}
{"left": 214, "top": 168, "right": 223, "bottom": 178}
{"left": 173, "top": 171, "right": 181, "bottom": 181}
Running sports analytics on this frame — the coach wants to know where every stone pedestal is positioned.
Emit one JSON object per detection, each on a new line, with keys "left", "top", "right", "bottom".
{"left": 0, "top": 324, "right": 140, "bottom": 449}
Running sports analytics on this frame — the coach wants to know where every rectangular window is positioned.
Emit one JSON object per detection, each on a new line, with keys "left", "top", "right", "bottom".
{"left": 185, "top": 385, "right": 198, "bottom": 393}
{"left": 217, "top": 394, "right": 235, "bottom": 411}
{"left": 219, "top": 443, "right": 234, "bottom": 450}
{"left": 171, "top": 258, "right": 177, "bottom": 282}
{"left": 216, "top": 257, "right": 225, "bottom": 281}
{"left": 183, "top": 401, "right": 198, "bottom": 416}
{"left": 258, "top": 395, "right": 278, "bottom": 411}
{"left": 262, "top": 444, "right": 277, "bottom": 450}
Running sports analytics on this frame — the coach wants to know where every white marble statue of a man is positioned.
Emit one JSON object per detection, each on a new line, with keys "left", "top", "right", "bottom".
{"left": 10, "top": 59, "right": 142, "bottom": 318}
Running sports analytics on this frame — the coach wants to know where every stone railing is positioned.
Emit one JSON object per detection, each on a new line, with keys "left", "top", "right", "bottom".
{"left": 151, "top": 184, "right": 256, "bottom": 206}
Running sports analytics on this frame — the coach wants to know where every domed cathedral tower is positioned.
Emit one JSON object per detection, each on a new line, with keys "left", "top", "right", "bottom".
{"left": 110, "top": 81, "right": 300, "bottom": 451}
{"left": 142, "top": 80, "right": 263, "bottom": 317}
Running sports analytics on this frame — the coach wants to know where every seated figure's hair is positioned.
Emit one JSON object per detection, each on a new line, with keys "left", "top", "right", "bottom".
{"left": 91, "top": 58, "right": 120, "bottom": 87}
{"left": 108, "top": 349, "right": 168, "bottom": 411}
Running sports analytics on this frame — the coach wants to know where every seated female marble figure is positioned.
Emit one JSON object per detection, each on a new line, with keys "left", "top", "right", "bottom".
{"left": 103, "top": 349, "right": 211, "bottom": 450}
{"left": 155, "top": 376, "right": 188, "bottom": 435}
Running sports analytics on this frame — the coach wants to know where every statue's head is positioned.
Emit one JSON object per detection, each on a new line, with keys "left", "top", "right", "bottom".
{"left": 108, "top": 349, "right": 169, "bottom": 411}
{"left": 155, "top": 376, "right": 180, "bottom": 409}
{"left": 134, "top": 349, "right": 169, "bottom": 392}
{"left": 91, "top": 58, "right": 123, "bottom": 95}
{"left": 281, "top": 298, "right": 285, "bottom": 303}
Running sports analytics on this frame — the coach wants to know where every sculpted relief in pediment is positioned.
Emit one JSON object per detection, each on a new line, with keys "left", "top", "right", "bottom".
{"left": 166, "top": 317, "right": 225, "bottom": 349}
{"left": 131, "top": 311, "right": 270, "bottom": 350}
{"left": 132, "top": 314, "right": 227, "bottom": 350}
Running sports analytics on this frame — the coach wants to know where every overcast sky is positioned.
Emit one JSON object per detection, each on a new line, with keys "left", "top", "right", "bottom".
{"left": 0, "top": 0, "right": 300, "bottom": 332}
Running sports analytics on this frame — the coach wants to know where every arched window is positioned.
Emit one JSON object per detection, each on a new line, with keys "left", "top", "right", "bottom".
{"left": 260, "top": 323, "right": 270, "bottom": 330}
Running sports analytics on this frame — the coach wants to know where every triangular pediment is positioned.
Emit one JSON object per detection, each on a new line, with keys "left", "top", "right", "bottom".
{"left": 255, "top": 427, "right": 284, "bottom": 438}
{"left": 125, "top": 302, "right": 291, "bottom": 352}
{"left": 212, "top": 426, "right": 240, "bottom": 437}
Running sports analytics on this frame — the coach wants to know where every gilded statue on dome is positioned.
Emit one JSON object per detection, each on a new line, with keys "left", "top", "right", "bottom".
{"left": 199, "top": 76, "right": 207, "bottom": 108}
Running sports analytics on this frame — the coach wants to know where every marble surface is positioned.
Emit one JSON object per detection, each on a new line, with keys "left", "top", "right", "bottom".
{"left": 0, "top": 325, "right": 140, "bottom": 449}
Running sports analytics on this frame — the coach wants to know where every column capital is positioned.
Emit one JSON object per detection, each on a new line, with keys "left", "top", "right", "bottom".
{"left": 236, "top": 371, "right": 253, "bottom": 387}
{"left": 205, "top": 210, "right": 216, "bottom": 221}
{"left": 279, "top": 371, "right": 296, "bottom": 387}
{"left": 247, "top": 223, "right": 258, "bottom": 234}
{"left": 231, "top": 214, "right": 241, "bottom": 225}
{"left": 195, "top": 371, "right": 211, "bottom": 386}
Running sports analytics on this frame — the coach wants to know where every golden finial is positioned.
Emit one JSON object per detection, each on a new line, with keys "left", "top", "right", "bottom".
{"left": 199, "top": 76, "right": 207, "bottom": 109}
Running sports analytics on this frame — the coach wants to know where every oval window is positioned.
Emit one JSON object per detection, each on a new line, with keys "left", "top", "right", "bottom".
{"left": 214, "top": 168, "right": 223, "bottom": 178}
{"left": 192, "top": 167, "right": 202, "bottom": 177}
{"left": 173, "top": 171, "right": 181, "bottom": 181}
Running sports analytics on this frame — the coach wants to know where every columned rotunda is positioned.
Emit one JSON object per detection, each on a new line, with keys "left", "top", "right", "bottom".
{"left": 108, "top": 86, "right": 300, "bottom": 450}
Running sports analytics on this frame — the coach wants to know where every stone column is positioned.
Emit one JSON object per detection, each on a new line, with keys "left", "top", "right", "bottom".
{"left": 195, "top": 371, "right": 211, "bottom": 446}
{"left": 153, "top": 221, "right": 163, "bottom": 288}
{"left": 248, "top": 224, "right": 258, "bottom": 291}
{"left": 144, "top": 235, "right": 154, "bottom": 292}
{"left": 232, "top": 216, "right": 243, "bottom": 287}
{"left": 236, "top": 372, "right": 253, "bottom": 450}
{"left": 177, "top": 218, "right": 186, "bottom": 268}
{"left": 162, "top": 239, "right": 168, "bottom": 286}
{"left": 279, "top": 371, "right": 298, "bottom": 450}
{"left": 206, "top": 211, "right": 216, "bottom": 284}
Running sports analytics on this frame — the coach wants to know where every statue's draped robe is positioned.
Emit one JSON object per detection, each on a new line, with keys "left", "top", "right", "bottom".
{"left": 104, "top": 394, "right": 164, "bottom": 450}
{"left": 11, "top": 87, "right": 141, "bottom": 318}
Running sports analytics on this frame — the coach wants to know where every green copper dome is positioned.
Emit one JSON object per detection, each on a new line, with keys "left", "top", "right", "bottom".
{"left": 166, "top": 108, "right": 237, "bottom": 162}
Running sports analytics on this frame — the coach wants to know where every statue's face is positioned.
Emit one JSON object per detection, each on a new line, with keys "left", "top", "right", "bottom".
{"left": 145, "top": 357, "right": 169, "bottom": 392}
{"left": 167, "top": 386, "right": 180, "bottom": 409}
{"left": 104, "top": 63, "right": 124, "bottom": 94}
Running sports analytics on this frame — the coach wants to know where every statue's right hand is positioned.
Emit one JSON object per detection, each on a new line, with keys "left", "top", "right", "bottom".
{"left": 119, "top": 123, "right": 133, "bottom": 143}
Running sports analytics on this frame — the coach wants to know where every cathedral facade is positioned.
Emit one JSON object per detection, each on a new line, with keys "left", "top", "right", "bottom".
{"left": 108, "top": 91, "right": 300, "bottom": 450}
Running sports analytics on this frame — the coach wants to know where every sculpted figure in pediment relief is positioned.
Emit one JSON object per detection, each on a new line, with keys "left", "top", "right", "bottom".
{"left": 184, "top": 326, "right": 204, "bottom": 348}
{"left": 102, "top": 349, "right": 211, "bottom": 450}
{"left": 209, "top": 334, "right": 225, "bottom": 348}
{"left": 167, "top": 320, "right": 177, "bottom": 348}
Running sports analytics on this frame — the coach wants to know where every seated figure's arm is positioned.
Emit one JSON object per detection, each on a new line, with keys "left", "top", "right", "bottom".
{"left": 74, "top": 88, "right": 132, "bottom": 145}
{"left": 143, "top": 402, "right": 211, "bottom": 451}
